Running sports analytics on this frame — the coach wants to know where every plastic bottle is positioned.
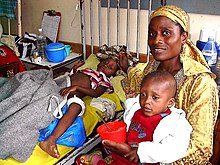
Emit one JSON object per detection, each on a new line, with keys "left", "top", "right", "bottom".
{"left": 0, "top": 24, "right": 3, "bottom": 38}
{"left": 202, "top": 36, "right": 217, "bottom": 72}
{"left": 214, "top": 42, "right": 220, "bottom": 86}
{"left": 36, "top": 28, "right": 47, "bottom": 59}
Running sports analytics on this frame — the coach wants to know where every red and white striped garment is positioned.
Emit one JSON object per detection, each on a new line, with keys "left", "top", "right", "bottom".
{"left": 79, "top": 68, "right": 113, "bottom": 93}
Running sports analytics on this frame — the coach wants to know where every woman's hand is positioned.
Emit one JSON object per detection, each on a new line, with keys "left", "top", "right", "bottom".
{"left": 59, "top": 86, "right": 77, "bottom": 96}
{"left": 126, "top": 90, "right": 137, "bottom": 98}
{"left": 119, "top": 53, "right": 129, "bottom": 73}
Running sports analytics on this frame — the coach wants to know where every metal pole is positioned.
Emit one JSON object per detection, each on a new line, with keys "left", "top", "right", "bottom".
{"left": 80, "top": 0, "right": 86, "bottom": 60}
{"left": 98, "top": 0, "right": 102, "bottom": 47}
{"left": 146, "top": 0, "right": 152, "bottom": 64}
{"left": 17, "top": 0, "right": 22, "bottom": 36}
{"left": 136, "top": 0, "right": 141, "bottom": 60}
{"left": 7, "top": 19, "right": 11, "bottom": 35}
{"left": 117, "top": 0, "right": 120, "bottom": 45}
{"left": 90, "top": 0, "right": 94, "bottom": 54}
{"left": 107, "top": 0, "right": 110, "bottom": 46}
{"left": 126, "top": 0, "right": 130, "bottom": 51}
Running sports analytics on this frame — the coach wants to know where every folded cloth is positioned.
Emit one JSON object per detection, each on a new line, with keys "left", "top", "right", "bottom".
{"left": 90, "top": 97, "right": 116, "bottom": 120}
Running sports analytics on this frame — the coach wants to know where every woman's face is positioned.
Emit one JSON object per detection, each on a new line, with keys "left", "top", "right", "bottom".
{"left": 148, "top": 16, "right": 187, "bottom": 61}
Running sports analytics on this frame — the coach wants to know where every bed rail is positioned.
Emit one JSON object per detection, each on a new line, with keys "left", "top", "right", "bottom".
{"left": 79, "top": 0, "right": 155, "bottom": 62}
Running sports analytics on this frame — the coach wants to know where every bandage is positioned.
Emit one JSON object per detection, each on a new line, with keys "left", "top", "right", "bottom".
{"left": 67, "top": 95, "right": 86, "bottom": 116}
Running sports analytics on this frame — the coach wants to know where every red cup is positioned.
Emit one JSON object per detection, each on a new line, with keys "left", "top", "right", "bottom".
{"left": 97, "top": 121, "right": 126, "bottom": 143}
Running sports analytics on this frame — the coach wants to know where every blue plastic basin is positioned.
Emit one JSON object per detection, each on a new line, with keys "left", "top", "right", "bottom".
{"left": 45, "top": 43, "right": 66, "bottom": 63}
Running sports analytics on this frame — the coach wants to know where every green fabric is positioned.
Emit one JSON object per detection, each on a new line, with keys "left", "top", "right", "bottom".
{"left": 0, "top": 42, "right": 5, "bottom": 46}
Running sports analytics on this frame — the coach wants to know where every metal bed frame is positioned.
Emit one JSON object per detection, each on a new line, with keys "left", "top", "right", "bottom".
{"left": 80, "top": 0, "right": 154, "bottom": 62}
{"left": 56, "top": 1, "right": 166, "bottom": 164}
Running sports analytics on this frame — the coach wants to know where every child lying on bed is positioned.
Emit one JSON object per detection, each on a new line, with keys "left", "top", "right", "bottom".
{"left": 39, "top": 57, "right": 119, "bottom": 158}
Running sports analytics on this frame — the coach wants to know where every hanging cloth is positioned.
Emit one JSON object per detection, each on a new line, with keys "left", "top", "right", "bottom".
{"left": 0, "top": 0, "right": 17, "bottom": 20}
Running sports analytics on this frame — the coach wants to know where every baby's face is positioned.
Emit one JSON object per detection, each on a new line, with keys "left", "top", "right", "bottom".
{"left": 97, "top": 58, "right": 118, "bottom": 77}
{"left": 139, "top": 78, "right": 174, "bottom": 117}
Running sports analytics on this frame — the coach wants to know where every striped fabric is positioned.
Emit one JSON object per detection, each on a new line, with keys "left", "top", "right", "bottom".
{"left": 79, "top": 68, "right": 113, "bottom": 93}
{"left": 0, "top": 0, "right": 17, "bottom": 20}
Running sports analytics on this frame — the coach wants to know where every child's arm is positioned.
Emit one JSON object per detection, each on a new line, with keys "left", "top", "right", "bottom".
{"left": 102, "top": 140, "right": 133, "bottom": 155}
{"left": 102, "top": 140, "right": 140, "bottom": 163}
{"left": 69, "top": 60, "right": 85, "bottom": 75}
{"left": 60, "top": 85, "right": 107, "bottom": 98}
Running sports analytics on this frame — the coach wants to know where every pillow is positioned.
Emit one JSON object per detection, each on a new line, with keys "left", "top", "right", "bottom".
{"left": 78, "top": 54, "right": 100, "bottom": 70}
{"left": 110, "top": 75, "right": 126, "bottom": 102}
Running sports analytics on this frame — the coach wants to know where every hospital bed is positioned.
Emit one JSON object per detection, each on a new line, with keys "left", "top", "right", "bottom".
{"left": 0, "top": 53, "right": 125, "bottom": 165}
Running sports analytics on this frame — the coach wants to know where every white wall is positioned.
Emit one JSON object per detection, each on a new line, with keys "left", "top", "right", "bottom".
{"left": 20, "top": 0, "right": 81, "bottom": 43}
{"left": 11, "top": 0, "right": 220, "bottom": 54}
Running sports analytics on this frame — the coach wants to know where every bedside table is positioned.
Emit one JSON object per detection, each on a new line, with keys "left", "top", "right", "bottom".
{"left": 21, "top": 53, "right": 82, "bottom": 78}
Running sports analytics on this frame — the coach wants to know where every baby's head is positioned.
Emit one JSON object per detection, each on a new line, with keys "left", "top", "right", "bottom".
{"left": 139, "top": 70, "right": 177, "bottom": 117}
{"left": 97, "top": 57, "right": 119, "bottom": 77}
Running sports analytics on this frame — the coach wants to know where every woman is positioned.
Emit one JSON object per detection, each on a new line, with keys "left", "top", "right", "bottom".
{"left": 103, "top": 5, "right": 219, "bottom": 164}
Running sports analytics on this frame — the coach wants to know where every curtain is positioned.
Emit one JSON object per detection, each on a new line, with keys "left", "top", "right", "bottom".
{"left": 0, "top": 0, "right": 17, "bottom": 20}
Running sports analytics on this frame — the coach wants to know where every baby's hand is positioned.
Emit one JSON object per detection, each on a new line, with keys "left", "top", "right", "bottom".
{"left": 124, "top": 147, "right": 139, "bottom": 163}
{"left": 102, "top": 140, "right": 132, "bottom": 156}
